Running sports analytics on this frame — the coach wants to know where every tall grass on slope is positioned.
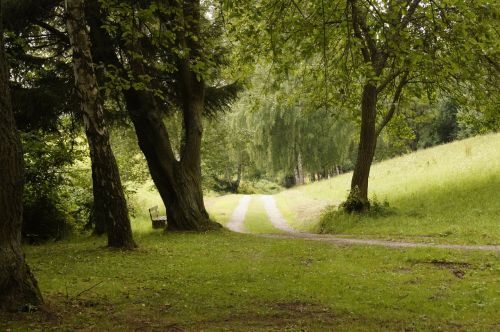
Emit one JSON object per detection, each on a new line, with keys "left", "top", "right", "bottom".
{"left": 276, "top": 133, "right": 500, "bottom": 244}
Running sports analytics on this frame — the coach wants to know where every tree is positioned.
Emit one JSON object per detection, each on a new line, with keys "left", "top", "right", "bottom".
{"left": 0, "top": 7, "right": 43, "bottom": 310}
{"left": 223, "top": 64, "right": 354, "bottom": 186}
{"left": 85, "top": 0, "right": 233, "bottom": 230}
{"left": 224, "top": 0, "right": 499, "bottom": 210}
{"left": 65, "top": 0, "right": 136, "bottom": 248}
{"left": 336, "top": 0, "right": 499, "bottom": 210}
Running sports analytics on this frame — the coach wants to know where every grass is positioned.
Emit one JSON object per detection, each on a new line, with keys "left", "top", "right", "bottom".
{"left": 3, "top": 135, "right": 500, "bottom": 330}
{"left": 242, "top": 196, "right": 282, "bottom": 234}
{"left": 273, "top": 133, "right": 500, "bottom": 245}
{"left": 205, "top": 194, "right": 242, "bottom": 226}
{"left": 2, "top": 231, "right": 499, "bottom": 331}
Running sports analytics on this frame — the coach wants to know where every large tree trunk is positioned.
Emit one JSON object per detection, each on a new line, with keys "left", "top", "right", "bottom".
{"left": 85, "top": 0, "right": 219, "bottom": 231}
{"left": 124, "top": 60, "right": 218, "bottom": 231}
{"left": 0, "top": 22, "right": 43, "bottom": 311}
{"left": 348, "top": 83, "right": 378, "bottom": 211}
{"left": 66, "top": 0, "right": 135, "bottom": 249}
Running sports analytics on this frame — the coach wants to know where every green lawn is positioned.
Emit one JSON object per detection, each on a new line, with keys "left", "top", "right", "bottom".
{"left": 205, "top": 194, "right": 242, "bottom": 226}
{"left": 4, "top": 135, "right": 499, "bottom": 330}
{"left": 132, "top": 134, "right": 499, "bottom": 245}
{"left": 2, "top": 232, "right": 499, "bottom": 331}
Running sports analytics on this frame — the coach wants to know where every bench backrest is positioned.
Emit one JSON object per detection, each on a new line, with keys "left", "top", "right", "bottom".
{"left": 149, "top": 206, "right": 159, "bottom": 219}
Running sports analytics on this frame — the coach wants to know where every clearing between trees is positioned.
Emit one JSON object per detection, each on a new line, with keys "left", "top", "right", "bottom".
{"left": 2, "top": 135, "right": 499, "bottom": 331}
{"left": 207, "top": 133, "right": 500, "bottom": 246}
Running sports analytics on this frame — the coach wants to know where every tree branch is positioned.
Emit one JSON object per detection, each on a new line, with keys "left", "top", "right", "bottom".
{"left": 349, "top": 0, "right": 371, "bottom": 62}
{"left": 375, "top": 71, "right": 409, "bottom": 137}
{"left": 377, "top": 68, "right": 403, "bottom": 93}
{"left": 34, "top": 20, "right": 70, "bottom": 45}
{"left": 401, "top": 0, "right": 422, "bottom": 28}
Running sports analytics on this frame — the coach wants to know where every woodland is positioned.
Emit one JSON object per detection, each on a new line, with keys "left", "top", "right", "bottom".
{"left": 0, "top": 0, "right": 499, "bottom": 330}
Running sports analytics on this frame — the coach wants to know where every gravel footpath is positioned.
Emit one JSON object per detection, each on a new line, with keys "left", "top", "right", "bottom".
{"left": 228, "top": 195, "right": 500, "bottom": 252}
{"left": 261, "top": 233, "right": 500, "bottom": 252}
{"left": 226, "top": 195, "right": 251, "bottom": 233}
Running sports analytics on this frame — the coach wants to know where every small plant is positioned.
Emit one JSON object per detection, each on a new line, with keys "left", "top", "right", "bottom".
{"left": 339, "top": 188, "right": 394, "bottom": 216}
{"left": 369, "top": 195, "right": 394, "bottom": 217}
{"left": 318, "top": 205, "right": 357, "bottom": 234}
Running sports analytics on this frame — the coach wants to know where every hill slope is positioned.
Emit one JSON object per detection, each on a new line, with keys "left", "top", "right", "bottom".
{"left": 274, "top": 133, "right": 500, "bottom": 244}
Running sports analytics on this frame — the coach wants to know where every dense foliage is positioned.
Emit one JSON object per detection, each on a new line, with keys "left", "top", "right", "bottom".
{"left": 2, "top": 0, "right": 498, "bottom": 239}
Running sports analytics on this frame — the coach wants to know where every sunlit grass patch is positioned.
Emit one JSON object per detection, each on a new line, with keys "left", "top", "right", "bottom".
{"left": 205, "top": 194, "right": 241, "bottom": 226}
{"left": 277, "top": 133, "right": 500, "bottom": 244}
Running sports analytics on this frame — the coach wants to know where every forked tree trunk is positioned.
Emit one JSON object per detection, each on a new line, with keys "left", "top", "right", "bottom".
{"left": 0, "top": 25, "right": 43, "bottom": 311}
{"left": 348, "top": 83, "right": 378, "bottom": 211}
{"left": 85, "top": 0, "right": 219, "bottom": 231}
{"left": 66, "top": 0, "right": 135, "bottom": 249}
{"left": 125, "top": 92, "right": 216, "bottom": 231}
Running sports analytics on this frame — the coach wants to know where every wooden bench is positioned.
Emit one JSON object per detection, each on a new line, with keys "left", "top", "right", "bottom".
{"left": 149, "top": 206, "right": 167, "bottom": 229}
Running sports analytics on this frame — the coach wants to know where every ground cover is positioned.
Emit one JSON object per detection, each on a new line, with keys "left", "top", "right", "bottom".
{"left": 2, "top": 231, "right": 499, "bottom": 331}
{"left": 242, "top": 196, "right": 281, "bottom": 234}
{"left": 273, "top": 134, "right": 500, "bottom": 244}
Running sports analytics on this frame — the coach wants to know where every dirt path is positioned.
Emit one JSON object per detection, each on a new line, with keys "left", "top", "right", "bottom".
{"left": 261, "top": 195, "right": 297, "bottom": 233}
{"left": 229, "top": 195, "right": 500, "bottom": 253}
{"left": 226, "top": 195, "right": 251, "bottom": 233}
{"left": 261, "top": 233, "right": 500, "bottom": 252}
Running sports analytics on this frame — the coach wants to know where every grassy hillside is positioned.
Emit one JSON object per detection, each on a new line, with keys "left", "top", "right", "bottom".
{"left": 275, "top": 133, "right": 500, "bottom": 244}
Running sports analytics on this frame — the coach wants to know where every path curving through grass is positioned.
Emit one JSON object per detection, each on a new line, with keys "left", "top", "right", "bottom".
{"left": 228, "top": 195, "right": 500, "bottom": 253}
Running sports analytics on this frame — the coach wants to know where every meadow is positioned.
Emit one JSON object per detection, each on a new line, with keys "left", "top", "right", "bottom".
{"left": 208, "top": 133, "right": 500, "bottom": 245}
{"left": 2, "top": 232, "right": 499, "bottom": 331}
{"left": 2, "top": 134, "right": 499, "bottom": 331}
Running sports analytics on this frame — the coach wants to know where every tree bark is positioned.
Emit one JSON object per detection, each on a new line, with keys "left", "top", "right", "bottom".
{"left": 233, "top": 160, "right": 242, "bottom": 192}
{"left": 125, "top": 87, "right": 217, "bottom": 231}
{"left": 348, "top": 83, "right": 378, "bottom": 211}
{"left": 295, "top": 151, "right": 304, "bottom": 185}
{"left": 0, "top": 19, "right": 43, "bottom": 310}
{"left": 66, "top": 0, "right": 135, "bottom": 249}
{"left": 85, "top": 0, "right": 219, "bottom": 231}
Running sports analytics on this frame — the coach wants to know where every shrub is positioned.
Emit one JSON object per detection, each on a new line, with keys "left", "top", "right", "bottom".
{"left": 23, "top": 194, "right": 72, "bottom": 244}
{"left": 320, "top": 196, "right": 395, "bottom": 234}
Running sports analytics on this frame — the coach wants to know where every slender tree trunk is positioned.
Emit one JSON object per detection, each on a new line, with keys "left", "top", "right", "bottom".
{"left": 66, "top": 0, "right": 135, "bottom": 249}
{"left": 233, "top": 160, "right": 242, "bottom": 192}
{"left": 296, "top": 151, "right": 304, "bottom": 185}
{"left": 294, "top": 166, "right": 300, "bottom": 185}
{"left": 410, "top": 129, "right": 420, "bottom": 151}
{"left": 348, "top": 83, "right": 378, "bottom": 211}
{"left": 0, "top": 21, "right": 43, "bottom": 310}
